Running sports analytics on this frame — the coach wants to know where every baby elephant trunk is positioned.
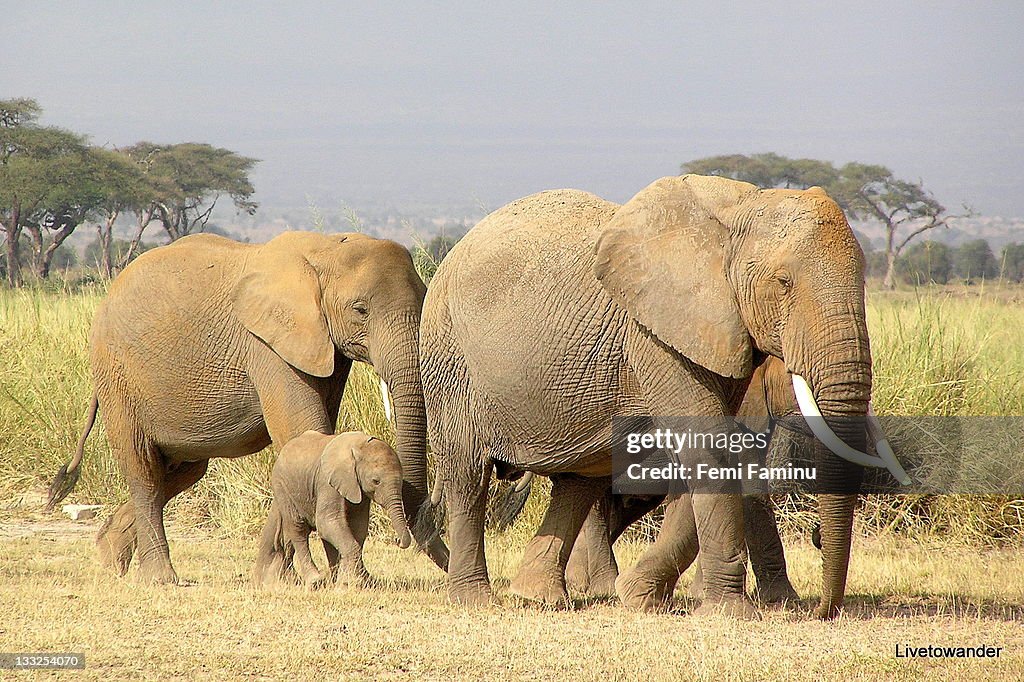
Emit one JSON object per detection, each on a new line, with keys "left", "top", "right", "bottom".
{"left": 381, "top": 487, "right": 412, "bottom": 549}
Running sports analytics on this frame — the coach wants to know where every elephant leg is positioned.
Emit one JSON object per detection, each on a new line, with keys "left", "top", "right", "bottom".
{"left": 745, "top": 495, "right": 798, "bottom": 604}
{"left": 126, "top": 447, "right": 177, "bottom": 584}
{"left": 566, "top": 493, "right": 663, "bottom": 596}
{"left": 287, "top": 527, "right": 325, "bottom": 587}
{"left": 96, "top": 502, "right": 139, "bottom": 576}
{"left": 688, "top": 496, "right": 799, "bottom": 604}
{"left": 564, "top": 501, "right": 616, "bottom": 596}
{"left": 690, "top": 492, "right": 758, "bottom": 618}
{"left": 444, "top": 452, "right": 492, "bottom": 606}
{"left": 253, "top": 363, "right": 336, "bottom": 446}
{"left": 322, "top": 541, "right": 340, "bottom": 582}
{"left": 253, "top": 501, "right": 294, "bottom": 587}
{"left": 616, "top": 492, "right": 699, "bottom": 612}
{"left": 318, "top": 514, "right": 368, "bottom": 587}
{"left": 97, "top": 456, "right": 209, "bottom": 579}
{"left": 510, "top": 474, "right": 608, "bottom": 606}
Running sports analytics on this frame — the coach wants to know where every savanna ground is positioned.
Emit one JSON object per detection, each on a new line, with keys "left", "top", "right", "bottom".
{"left": 2, "top": 282, "right": 1024, "bottom": 680}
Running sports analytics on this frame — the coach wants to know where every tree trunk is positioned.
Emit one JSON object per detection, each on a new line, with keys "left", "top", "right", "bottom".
{"left": 98, "top": 211, "right": 118, "bottom": 279}
{"left": 3, "top": 205, "right": 22, "bottom": 287}
{"left": 120, "top": 207, "right": 154, "bottom": 271}
{"left": 882, "top": 250, "right": 897, "bottom": 290}
{"left": 39, "top": 220, "right": 77, "bottom": 279}
{"left": 24, "top": 224, "right": 44, "bottom": 280}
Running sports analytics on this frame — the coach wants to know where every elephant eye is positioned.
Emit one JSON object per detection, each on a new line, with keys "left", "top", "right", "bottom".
{"left": 371, "top": 477, "right": 381, "bottom": 486}
{"left": 353, "top": 301, "right": 369, "bottom": 316}
{"left": 775, "top": 274, "right": 793, "bottom": 293}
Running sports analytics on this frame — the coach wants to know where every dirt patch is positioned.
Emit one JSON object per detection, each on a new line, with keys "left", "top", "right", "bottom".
{"left": 0, "top": 515, "right": 102, "bottom": 539}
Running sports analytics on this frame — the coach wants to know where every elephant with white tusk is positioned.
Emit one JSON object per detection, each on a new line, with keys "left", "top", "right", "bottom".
{"left": 421, "top": 175, "right": 877, "bottom": 619}
{"left": 46, "top": 231, "right": 448, "bottom": 584}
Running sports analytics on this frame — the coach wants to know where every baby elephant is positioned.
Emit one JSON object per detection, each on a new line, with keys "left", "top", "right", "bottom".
{"left": 253, "top": 430, "right": 412, "bottom": 588}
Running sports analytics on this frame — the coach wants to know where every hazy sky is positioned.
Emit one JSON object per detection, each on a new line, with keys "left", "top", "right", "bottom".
{"left": 3, "top": 2, "right": 1023, "bottom": 217}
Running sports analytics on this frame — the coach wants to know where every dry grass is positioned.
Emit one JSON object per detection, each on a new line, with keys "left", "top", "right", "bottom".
{"left": 1, "top": 516, "right": 1022, "bottom": 681}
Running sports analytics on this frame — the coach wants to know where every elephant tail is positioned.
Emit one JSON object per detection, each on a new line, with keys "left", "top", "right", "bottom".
{"left": 45, "top": 395, "right": 99, "bottom": 511}
{"left": 491, "top": 472, "right": 535, "bottom": 533}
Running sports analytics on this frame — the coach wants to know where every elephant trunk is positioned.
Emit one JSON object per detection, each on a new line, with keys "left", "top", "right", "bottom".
{"left": 375, "top": 315, "right": 450, "bottom": 570}
{"left": 379, "top": 484, "right": 412, "bottom": 549}
{"left": 789, "top": 303, "right": 870, "bottom": 620}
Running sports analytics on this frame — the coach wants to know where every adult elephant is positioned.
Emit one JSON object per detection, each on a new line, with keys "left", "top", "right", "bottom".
{"left": 421, "top": 175, "right": 876, "bottom": 619}
{"left": 47, "top": 231, "right": 448, "bottom": 583}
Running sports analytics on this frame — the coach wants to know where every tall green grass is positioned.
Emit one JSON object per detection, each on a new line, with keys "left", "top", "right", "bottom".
{"left": 1, "top": 283, "right": 1023, "bottom": 543}
{"left": 869, "top": 286, "right": 1024, "bottom": 416}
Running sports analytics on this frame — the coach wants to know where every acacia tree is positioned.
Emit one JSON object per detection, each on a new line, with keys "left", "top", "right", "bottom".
{"left": 831, "top": 163, "right": 970, "bottom": 289}
{"left": 0, "top": 98, "right": 92, "bottom": 285}
{"left": 90, "top": 147, "right": 158, "bottom": 278}
{"left": 683, "top": 153, "right": 838, "bottom": 191}
{"left": 146, "top": 143, "right": 258, "bottom": 241}
{"left": 681, "top": 153, "right": 968, "bottom": 288}
{"left": 21, "top": 145, "right": 123, "bottom": 279}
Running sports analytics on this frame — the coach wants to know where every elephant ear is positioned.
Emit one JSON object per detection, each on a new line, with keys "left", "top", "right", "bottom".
{"left": 232, "top": 245, "right": 334, "bottom": 377}
{"left": 594, "top": 175, "right": 757, "bottom": 379}
{"left": 323, "top": 437, "right": 362, "bottom": 505}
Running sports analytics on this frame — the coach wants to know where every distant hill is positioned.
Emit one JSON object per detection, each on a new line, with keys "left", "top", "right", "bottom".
{"left": 855, "top": 216, "right": 1024, "bottom": 252}
{"left": 64, "top": 201, "right": 1024, "bottom": 258}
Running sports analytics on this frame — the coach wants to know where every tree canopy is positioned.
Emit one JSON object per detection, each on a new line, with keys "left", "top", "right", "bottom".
{"left": 137, "top": 142, "right": 258, "bottom": 240}
{"left": 0, "top": 98, "right": 97, "bottom": 283}
{"left": 0, "top": 98, "right": 259, "bottom": 285}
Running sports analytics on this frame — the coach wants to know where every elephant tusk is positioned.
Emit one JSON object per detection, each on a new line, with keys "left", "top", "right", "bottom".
{"left": 513, "top": 471, "right": 535, "bottom": 494}
{"left": 430, "top": 466, "right": 444, "bottom": 507}
{"left": 379, "top": 378, "right": 393, "bottom": 422}
{"left": 791, "top": 374, "right": 909, "bottom": 481}
{"left": 866, "top": 404, "right": 912, "bottom": 486}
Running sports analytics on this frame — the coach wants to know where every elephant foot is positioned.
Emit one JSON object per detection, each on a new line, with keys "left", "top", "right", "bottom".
{"left": 509, "top": 568, "right": 570, "bottom": 608}
{"left": 694, "top": 594, "right": 761, "bottom": 620}
{"left": 135, "top": 558, "right": 180, "bottom": 586}
{"left": 615, "top": 568, "right": 676, "bottom": 612}
{"left": 299, "top": 569, "right": 329, "bottom": 588}
{"left": 688, "top": 569, "right": 705, "bottom": 600}
{"left": 754, "top": 577, "right": 799, "bottom": 605}
{"left": 815, "top": 600, "right": 843, "bottom": 621}
{"left": 576, "top": 569, "right": 618, "bottom": 598}
{"left": 449, "top": 580, "right": 493, "bottom": 607}
{"left": 96, "top": 509, "right": 137, "bottom": 577}
{"left": 564, "top": 557, "right": 589, "bottom": 594}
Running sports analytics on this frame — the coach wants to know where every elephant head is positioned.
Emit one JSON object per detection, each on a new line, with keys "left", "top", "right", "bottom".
{"left": 321, "top": 433, "right": 412, "bottom": 548}
{"left": 231, "top": 231, "right": 444, "bottom": 566}
{"left": 594, "top": 174, "right": 873, "bottom": 619}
